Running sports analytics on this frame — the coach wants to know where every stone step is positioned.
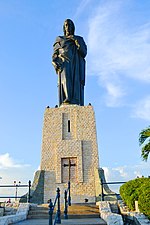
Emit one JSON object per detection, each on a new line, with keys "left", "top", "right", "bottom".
{"left": 28, "top": 210, "right": 48, "bottom": 215}
{"left": 109, "top": 201, "right": 119, "bottom": 214}
{"left": 29, "top": 207, "right": 47, "bottom": 211}
{"left": 28, "top": 213, "right": 100, "bottom": 219}
{"left": 28, "top": 203, "right": 100, "bottom": 219}
{"left": 59, "top": 218, "right": 106, "bottom": 225}
{"left": 15, "top": 218, "right": 107, "bottom": 225}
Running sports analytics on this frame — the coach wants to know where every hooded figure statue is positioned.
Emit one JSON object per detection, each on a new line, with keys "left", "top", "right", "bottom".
{"left": 52, "top": 19, "right": 87, "bottom": 106}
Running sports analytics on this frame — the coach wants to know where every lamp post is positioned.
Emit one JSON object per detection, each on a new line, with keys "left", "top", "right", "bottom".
{"left": 14, "top": 181, "right": 21, "bottom": 201}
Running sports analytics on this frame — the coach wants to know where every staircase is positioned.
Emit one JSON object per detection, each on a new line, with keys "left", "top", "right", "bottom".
{"left": 109, "top": 201, "right": 119, "bottom": 214}
{"left": 28, "top": 203, "right": 106, "bottom": 224}
{"left": 28, "top": 205, "right": 49, "bottom": 219}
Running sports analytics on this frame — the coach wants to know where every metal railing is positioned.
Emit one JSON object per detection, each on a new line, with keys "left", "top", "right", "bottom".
{"left": 49, "top": 187, "right": 61, "bottom": 225}
{"left": 48, "top": 181, "right": 71, "bottom": 225}
{"left": 64, "top": 181, "right": 71, "bottom": 219}
{"left": 100, "top": 179, "right": 126, "bottom": 201}
{"left": 0, "top": 180, "right": 31, "bottom": 203}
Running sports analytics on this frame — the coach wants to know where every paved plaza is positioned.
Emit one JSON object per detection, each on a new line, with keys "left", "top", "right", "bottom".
{"left": 15, "top": 218, "right": 106, "bottom": 225}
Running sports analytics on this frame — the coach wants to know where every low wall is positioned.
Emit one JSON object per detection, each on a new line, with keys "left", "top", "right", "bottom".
{"left": 0, "top": 203, "right": 30, "bottom": 225}
{"left": 98, "top": 201, "right": 123, "bottom": 225}
{"left": 118, "top": 200, "right": 150, "bottom": 225}
{"left": 0, "top": 208, "right": 4, "bottom": 217}
{"left": 134, "top": 214, "right": 150, "bottom": 225}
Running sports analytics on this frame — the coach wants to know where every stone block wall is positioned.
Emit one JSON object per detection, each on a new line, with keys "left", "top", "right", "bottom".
{"left": 40, "top": 104, "right": 99, "bottom": 203}
{"left": 99, "top": 201, "right": 123, "bottom": 225}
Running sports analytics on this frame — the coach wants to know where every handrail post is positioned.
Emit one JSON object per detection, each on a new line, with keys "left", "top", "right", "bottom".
{"left": 64, "top": 190, "right": 68, "bottom": 219}
{"left": 56, "top": 188, "right": 61, "bottom": 224}
{"left": 101, "top": 179, "right": 104, "bottom": 201}
{"left": 28, "top": 180, "right": 31, "bottom": 203}
{"left": 68, "top": 181, "right": 71, "bottom": 206}
{"left": 49, "top": 199, "right": 53, "bottom": 225}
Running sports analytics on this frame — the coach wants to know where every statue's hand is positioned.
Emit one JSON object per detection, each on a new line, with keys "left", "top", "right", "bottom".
{"left": 69, "top": 36, "right": 80, "bottom": 49}
{"left": 52, "top": 61, "right": 62, "bottom": 74}
{"left": 74, "top": 39, "right": 80, "bottom": 50}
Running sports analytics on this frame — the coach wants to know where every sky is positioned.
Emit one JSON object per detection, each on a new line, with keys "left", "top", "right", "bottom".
{"left": 0, "top": 0, "right": 150, "bottom": 197}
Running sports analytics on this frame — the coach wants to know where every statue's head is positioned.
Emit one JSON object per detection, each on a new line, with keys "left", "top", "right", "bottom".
{"left": 63, "top": 19, "right": 75, "bottom": 36}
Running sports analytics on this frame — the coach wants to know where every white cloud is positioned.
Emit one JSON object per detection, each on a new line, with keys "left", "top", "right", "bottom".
{"left": 87, "top": 0, "right": 150, "bottom": 107}
{"left": 102, "top": 162, "right": 150, "bottom": 192}
{"left": 74, "top": 0, "right": 92, "bottom": 18}
{"left": 0, "top": 154, "right": 33, "bottom": 200}
{"left": 0, "top": 153, "right": 29, "bottom": 169}
{"left": 132, "top": 95, "right": 150, "bottom": 121}
{"left": 104, "top": 83, "right": 126, "bottom": 107}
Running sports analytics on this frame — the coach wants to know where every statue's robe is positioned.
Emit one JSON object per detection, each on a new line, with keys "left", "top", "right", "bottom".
{"left": 52, "top": 35, "right": 87, "bottom": 106}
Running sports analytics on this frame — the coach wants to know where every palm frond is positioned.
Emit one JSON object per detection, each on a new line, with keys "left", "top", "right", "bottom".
{"left": 141, "top": 141, "right": 150, "bottom": 161}
{"left": 139, "top": 127, "right": 150, "bottom": 146}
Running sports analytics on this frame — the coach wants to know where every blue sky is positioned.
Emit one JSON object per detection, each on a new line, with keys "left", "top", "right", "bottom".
{"left": 0, "top": 0, "right": 150, "bottom": 196}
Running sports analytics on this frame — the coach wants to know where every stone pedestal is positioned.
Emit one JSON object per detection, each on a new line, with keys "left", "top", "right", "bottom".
{"left": 40, "top": 104, "right": 99, "bottom": 203}
{"left": 20, "top": 104, "right": 116, "bottom": 204}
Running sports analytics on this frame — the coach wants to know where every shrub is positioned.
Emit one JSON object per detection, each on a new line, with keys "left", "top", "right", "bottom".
{"left": 138, "top": 182, "right": 150, "bottom": 218}
{"left": 119, "top": 177, "right": 150, "bottom": 217}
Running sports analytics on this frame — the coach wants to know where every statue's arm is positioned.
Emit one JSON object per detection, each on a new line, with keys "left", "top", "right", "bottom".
{"left": 52, "top": 37, "right": 63, "bottom": 74}
{"left": 75, "top": 36, "right": 87, "bottom": 58}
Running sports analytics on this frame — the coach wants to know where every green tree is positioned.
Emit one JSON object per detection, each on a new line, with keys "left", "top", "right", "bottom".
{"left": 139, "top": 126, "right": 150, "bottom": 161}
{"left": 120, "top": 178, "right": 150, "bottom": 218}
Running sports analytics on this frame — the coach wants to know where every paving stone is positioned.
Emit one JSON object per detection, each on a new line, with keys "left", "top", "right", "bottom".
{"left": 15, "top": 218, "right": 106, "bottom": 225}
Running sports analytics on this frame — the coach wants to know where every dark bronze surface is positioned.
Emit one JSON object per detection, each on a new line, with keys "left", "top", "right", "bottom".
{"left": 52, "top": 19, "right": 87, "bottom": 106}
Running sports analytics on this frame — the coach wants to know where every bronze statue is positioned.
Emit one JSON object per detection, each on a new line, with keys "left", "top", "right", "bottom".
{"left": 52, "top": 19, "right": 87, "bottom": 106}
